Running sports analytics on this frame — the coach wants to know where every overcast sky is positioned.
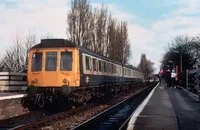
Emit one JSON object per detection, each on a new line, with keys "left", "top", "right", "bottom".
{"left": 1, "top": 0, "right": 200, "bottom": 73}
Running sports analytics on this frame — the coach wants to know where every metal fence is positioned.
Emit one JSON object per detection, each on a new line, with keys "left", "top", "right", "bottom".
{"left": 0, "top": 72, "right": 27, "bottom": 92}
{"left": 185, "top": 68, "right": 200, "bottom": 94}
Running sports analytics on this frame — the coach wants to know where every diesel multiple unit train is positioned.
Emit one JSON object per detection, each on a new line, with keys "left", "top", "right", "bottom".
{"left": 27, "top": 39, "right": 144, "bottom": 106}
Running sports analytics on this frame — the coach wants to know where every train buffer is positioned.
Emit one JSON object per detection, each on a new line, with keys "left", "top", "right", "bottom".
{"left": 127, "top": 79, "right": 200, "bottom": 130}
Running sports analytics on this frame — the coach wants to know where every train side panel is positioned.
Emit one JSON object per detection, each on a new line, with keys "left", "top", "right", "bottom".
{"left": 79, "top": 49, "right": 122, "bottom": 87}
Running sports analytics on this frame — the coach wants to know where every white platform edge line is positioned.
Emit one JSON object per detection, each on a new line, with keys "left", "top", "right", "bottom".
{"left": 0, "top": 94, "right": 27, "bottom": 100}
{"left": 127, "top": 83, "right": 159, "bottom": 130}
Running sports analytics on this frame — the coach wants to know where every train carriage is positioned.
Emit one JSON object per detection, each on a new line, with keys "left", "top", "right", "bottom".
{"left": 27, "top": 39, "right": 144, "bottom": 106}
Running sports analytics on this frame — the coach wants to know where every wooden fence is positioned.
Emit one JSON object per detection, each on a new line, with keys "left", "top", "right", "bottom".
{"left": 0, "top": 72, "right": 27, "bottom": 92}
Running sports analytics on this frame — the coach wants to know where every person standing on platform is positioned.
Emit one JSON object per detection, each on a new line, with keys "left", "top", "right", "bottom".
{"left": 163, "top": 69, "right": 171, "bottom": 87}
{"left": 171, "top": 70, "right": 176, "bottom": 88}
{"left": 158, "top": 69, "right": 164, "bottom": 84}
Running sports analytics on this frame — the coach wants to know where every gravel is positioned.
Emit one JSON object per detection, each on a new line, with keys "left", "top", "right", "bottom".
{"left": 41, "top": 87, "right": 142, "bottom": 130}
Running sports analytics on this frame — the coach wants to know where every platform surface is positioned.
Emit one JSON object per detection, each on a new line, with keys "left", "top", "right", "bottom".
{"left": 167, "top": 87, "right": 200, "bottom": 130}
{"left": 128, "top": 79, "right": 200, "bottom": 130}
{"left": 0, "top": 92, "right": 27, "bottom": 100}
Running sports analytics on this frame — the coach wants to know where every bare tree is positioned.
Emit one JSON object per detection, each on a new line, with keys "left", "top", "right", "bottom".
{"left": 93, "top": 5, "right": 108, "bottom": 55}
{"left": 67, "top": 0, "right": 132, "bottom": 64}
{"left": 138, "top": 54, "right": 154, "bottom": 79}
{"left": 40, "top": 33, "right": 54, "bottom": 39}
{"left": 107, "top": 21, "right": 131, "bottom": 64}
{"left": 67, "top": 0, "right": 92, "bottom": 48}
{"left": 119, "top": 22, "right": 131, "bottom": 64}
{"left": 1, "top": 33, "right": 37, "bottom": 72}
{"left": 106, "top": 16, "right": 117, "bottom": 58}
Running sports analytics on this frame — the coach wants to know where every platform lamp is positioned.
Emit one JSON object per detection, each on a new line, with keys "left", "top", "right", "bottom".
{"left": 172, "top": 50, "right": 182, "bottom": 72}
{"left": 168, "top": 60, "right": 174, "bottom": 70}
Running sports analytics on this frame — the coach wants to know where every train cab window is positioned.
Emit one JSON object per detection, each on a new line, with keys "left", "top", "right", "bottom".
{"left": 60, "top": 52, "right": 72, "bottom": 71}
{"left": 45, "top": 52, "right": 57, "bottom": 71}
{"left": 31, "top": 52, "right": 42, "bottom": 72}
{"left": 85, "top": 56, "right": 90, "bottom": 70}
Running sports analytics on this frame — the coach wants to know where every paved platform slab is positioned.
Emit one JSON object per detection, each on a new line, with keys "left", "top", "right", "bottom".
{"left": 129, "top": 82, "right": 178, "bottom": 130}
{"left": 167, "top": 87, "right": 200, "bottom": 130}
{"left": 127, "top": 79, "right": 200, "bottom": 130}
{"left": 0, "top": 92, "right": 27, "bottom": 100}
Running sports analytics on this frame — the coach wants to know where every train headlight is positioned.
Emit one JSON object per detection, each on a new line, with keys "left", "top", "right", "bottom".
{"left": 31, "top": 79, "right": 38, "bottom": 84}
{"left": 63, "top": 78, "right": 68, "bottom": 84}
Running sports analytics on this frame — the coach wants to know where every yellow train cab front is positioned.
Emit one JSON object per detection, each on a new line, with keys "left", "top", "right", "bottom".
{"left": 27, "top": 48, "right": 80, "bottom": 88}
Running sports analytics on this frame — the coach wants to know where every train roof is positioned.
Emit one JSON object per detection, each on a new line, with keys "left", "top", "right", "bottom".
{"left": 31, "top": 39, "right": 77, "bottom": 49}
{"left": 31, "top": 39, "right": 141, "bottom": 72}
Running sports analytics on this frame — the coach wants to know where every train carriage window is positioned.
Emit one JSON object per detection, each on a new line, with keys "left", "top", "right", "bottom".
{"left": 114, "top": 65, "right": 116, "bottom": 74}
{"left": 96, "top": 60, "right": 99, "bottom": 72}
{"left": 113, "top": 64, "right": 115, "bottom": 73}
{"left": 109, "top": 63, "right": 112, "bottom": 73}
{"left": 124, "top": 68, "right": 126, "bottom": 76}
{"left": 104, "top": 62, "right": 107, "bottom": 72}
{"left": 46, "top": 52, "right": 57, "bottom": 71}
{"left": 60, "top": 52, "right": 72, "bottom": 71}
{"left": 93, "top": 58, "right": 97, "bottom": 71}
{"left": 32, "top": 52, "right": 42, "bottom": 72}
{"left": 116, "top": 65, "right": 119, "bottom": 74}
{"left": 107, "top": 63, "right": 110, "bottom": 73}
{"left": 89, "top": 57, "right": 92, "bottom": 70}
{"left": 85, "top": 56, "right": 90, "bottom": 70}
{"left": 111, "top": 64, "right": 114, "bottom": 73}
{"left": 99, "top": 60, "right": 102, "bottom": 72}
{"left": 101, "top": 61, "right": 104, "bottom": 72}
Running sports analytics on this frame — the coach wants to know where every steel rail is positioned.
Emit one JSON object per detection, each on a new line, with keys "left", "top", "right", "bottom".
{"left": 72, "top": 82, "right": 157, "bottom": 130}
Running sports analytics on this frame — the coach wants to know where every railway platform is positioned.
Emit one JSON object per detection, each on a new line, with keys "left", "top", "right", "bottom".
{"left": 0, "top": 92, "right": 27, "bottom": 100}
{"left": 127, "top": 79, "right": 200, "bottom": 130}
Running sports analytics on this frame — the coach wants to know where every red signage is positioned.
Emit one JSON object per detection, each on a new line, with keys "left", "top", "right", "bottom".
{"left": 176, "top": 65, "right": 178, "bottom": 80}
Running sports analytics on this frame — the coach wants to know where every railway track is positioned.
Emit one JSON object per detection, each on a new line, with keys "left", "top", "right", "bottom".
{"left": 0, "top": 82, "right": 156, "bottom": 129}
{"left": 0, "top": 111, "right": 52, "bottom": 129}
{"left": 72, "top": 82, "right": 157, "bottom": 130}
{"left": 7, "top": 102, "right": 99, "bottom": 129}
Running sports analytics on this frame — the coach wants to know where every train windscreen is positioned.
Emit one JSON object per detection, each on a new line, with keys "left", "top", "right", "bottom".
{"left": 60, "top": 52, "right": 72, "bottom": 71}
{"left": 31, "top": 52, "right": 42, "bottom": 72}
{"left": 45, "top": 52, "right": 57, "bottom": 71}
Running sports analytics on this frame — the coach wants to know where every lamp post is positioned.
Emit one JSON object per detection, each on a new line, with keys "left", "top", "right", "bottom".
{"left": 168, "top": 60, "right": 175, "bottom": 71}
{"left": 173, "top": 50, "right": 182, "bottom": 72}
